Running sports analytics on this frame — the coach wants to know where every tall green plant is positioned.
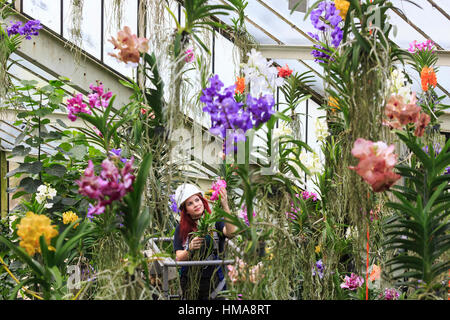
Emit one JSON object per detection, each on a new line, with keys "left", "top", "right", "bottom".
{"left": 383, "top": 130, "right": 450, "bottom": 298}
{"left": 119, "top": 153, "right": 153, "bottom": 274}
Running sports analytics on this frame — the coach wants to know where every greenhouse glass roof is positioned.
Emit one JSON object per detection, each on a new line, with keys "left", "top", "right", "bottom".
{"left": 12, "top": 0, "right": 450, "bottom": 106}
{"left": 209, "top": 0, "right": 450, "bottom": 103}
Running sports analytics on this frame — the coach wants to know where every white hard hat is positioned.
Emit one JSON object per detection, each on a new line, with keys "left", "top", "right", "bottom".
{"left": 174, "top": 183, "right": 203, "bottom": 209}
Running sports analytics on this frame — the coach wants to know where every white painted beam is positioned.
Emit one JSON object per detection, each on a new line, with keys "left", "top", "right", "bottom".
{"left": 260, "top": 44, "right": 450, "bottom": 67}
{"left": 259, "top": 44, "right": 314, "bottom": 61}
{"left": 436, "top": 50, "right": 450, "bottom": 67}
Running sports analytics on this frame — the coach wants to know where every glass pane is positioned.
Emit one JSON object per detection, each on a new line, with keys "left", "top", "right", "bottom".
{"left": 434, "top": 0, "right": 450, "bottom": 12}
{"left": 63, "top": 0, "right": 101, "bottom": 59}
{"left": 247, "top": 0, "right": 314, "bottom": 46}
{"left": 23, "top": 0, "right": 61, "bottom": 34}
{"left": 391, "top": 0, "right": 450, "bottom": 50}
{"left": 214, "top": 32, "right": 240, "bottom": 86}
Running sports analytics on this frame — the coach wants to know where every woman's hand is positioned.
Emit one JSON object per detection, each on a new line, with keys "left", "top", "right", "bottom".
{"left": 219, "top": 187, "right": 230, "bottom": 211}
{"left": 189, "top": 236, "right": 204, "bottom": 251}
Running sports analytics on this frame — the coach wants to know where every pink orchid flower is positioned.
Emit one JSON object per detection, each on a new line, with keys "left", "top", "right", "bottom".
{"left": 210, "top": 179, "right": 227, "bottom": 201}
{"left": 340, "top": 273, "right": 364, "bottom": 290}
{"left": 67, "top": 93, "right": 91, "bottom": 121}
{"left": 109, "top": 26, "right": 149, "bottom": 64}
{"left": 350, "top": 138, "right": 401, "bottom": 192}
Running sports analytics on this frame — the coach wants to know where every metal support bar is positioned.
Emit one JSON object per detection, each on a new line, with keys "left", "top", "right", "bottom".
{"left": 13, "top": 0, "right": 21, "bottom": 12}
{"left": 259, "top": 44, "right": 314, "bottom": 61}
{"left": 435, "top": 50, "right": 450, "bottom": 67}
{"left": 148, "top": 238, "right": 235, "bottom": 300}
{"left": 426, "top": 0, "right": 450, "bottom": 22}
{"left": 163, "top": 259, "right": 235, "bottom": 267}
{"left": 161, "top": 259, "right": 234, "bottom": 300}
{"left": 391, "top": 7, "right": 444, "bottom": 50}
{"left": 259, "top": 44, "right": 450, "bottom": 67}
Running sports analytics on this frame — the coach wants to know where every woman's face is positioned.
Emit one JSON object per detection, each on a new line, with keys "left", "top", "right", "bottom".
{"left": 184, "top": 194, "right": 204, "bottom": 220}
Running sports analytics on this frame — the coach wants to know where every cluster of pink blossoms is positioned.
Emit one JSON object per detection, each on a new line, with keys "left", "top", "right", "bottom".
{"left": 76, "top": 157, "right": 135, "bottom": 219}
{"left": 408, "top": 39, "right": 435, "bottom": 53}
{"left": 66, "top": 83, "right": 112, "bottom": 122}
{"left": 66, "top": 94, "right": 91, "bottom": 121}
{"left": 384, "top": 93, "right": 430, "bottom": 137}
{"left": 350, "top": 138, "right": 401, "bottom": 193}
{"left": 340, "top": 273, "right": 364, "bottom": 291}
{"left": 380, "top": 288, "right": 400, "bottom": 300}
{"left": 301, "top": 190, "right": 318, "bottom": 201}
{"left": 88, "top": 82, "right": 113, "bottom": 109}
{"left": 209, "top": 179, "right": 227, "bottom": 201}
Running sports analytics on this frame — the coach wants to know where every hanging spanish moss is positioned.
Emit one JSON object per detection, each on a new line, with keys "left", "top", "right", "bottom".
{"left": 319, "top": 22, "right": 397, "bottom": 298}
{"left": 222, "top": 186, "right": 304, "bottom": 299}
{"left": 65, "top": 0, "right": 85, "bottom": 64}
{"left": 113, "top": 0, "right": 125, "bottom": 29}
{"left": 341, "top": 30, "right": 393, "bottom": 274}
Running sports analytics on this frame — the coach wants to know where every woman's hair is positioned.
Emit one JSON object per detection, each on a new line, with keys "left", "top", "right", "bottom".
{"left": 179, "top": 193, "right": 211, "bottom": 243}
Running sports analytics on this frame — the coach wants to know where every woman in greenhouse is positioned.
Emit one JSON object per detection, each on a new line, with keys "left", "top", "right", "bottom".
{"left": 173, "top": 183, "right": 237, "bottom": 300}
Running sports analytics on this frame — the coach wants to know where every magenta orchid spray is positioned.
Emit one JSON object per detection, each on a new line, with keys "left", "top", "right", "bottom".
{"left": 340, "top": 273, "right": 364, "bottom": 291}
{"left": 77, "top": 156, "right": 135, "bottom": 219}
{"left": 209, "top": 179, "right": 227, "bottom": 202}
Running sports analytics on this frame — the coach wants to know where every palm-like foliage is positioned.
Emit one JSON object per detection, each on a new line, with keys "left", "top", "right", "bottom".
{"left": 120, "top": 51, "right": 166, "bottom": 145}
{"left": 279, "top": 71, "right": 315, "bottom": 116}
{"left": 341, "top": 0, "right": 418, "bottom": 69}
{"left": 166, "top": 0, "right": 239, "bottom": 55}
{"left": 228, "top": 0, "right": 248, "bottom": 32}
{"left": 383, "top": 131, "right": 450, "bottom": 294}
{"left": 408, "top": 48, "right": 438, "bottom": 75}
{"left": 0, "top": 27, "right": 22, "bottom": 61}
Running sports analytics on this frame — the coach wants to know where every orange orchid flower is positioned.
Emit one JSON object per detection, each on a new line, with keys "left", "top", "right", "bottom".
{"left": 328, "top": 96, "right": 340, "bottom": 112}
{"left": 420, "top": 66, "right": 437, "bottom": 91}
{"left": 235, "top": 77, "right": 245, "bottom": 94}
{"left": 369, "top": 264, "right": 381, "bottom": 282}
{"left": 277, "top": 64, "right": 293, "bottom": 78}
